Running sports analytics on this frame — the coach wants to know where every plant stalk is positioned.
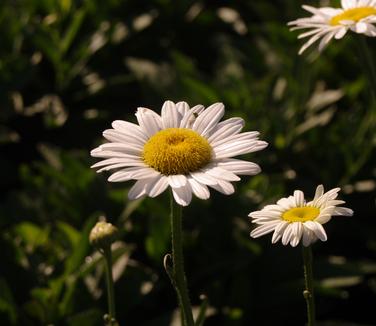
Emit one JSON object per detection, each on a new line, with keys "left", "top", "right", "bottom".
{"left": 302, "top": 245, "right": 316, "bottom": 326}
{"left": 103, "top": 245, "right": 117, "bottom": 325}
{"left": 169, "top": 192, "right": 194, "bottom": 326}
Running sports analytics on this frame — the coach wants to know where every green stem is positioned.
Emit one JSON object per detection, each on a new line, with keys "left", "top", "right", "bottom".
{"left": 169, "top": 192, "right": 195, "bottom": 326}
{"left": 302, "top": 245, "right": 316, "bottom": 326}
{"left": 103, "top": 246, "right": 117, "bottom": 325}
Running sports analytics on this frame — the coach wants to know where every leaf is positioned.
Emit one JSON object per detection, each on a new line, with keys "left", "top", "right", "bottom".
{"left": 63, "top": 215, "right": 97, "bottom": 276}
{"left": 13, "top": 222, "right": 49, "bottom": 250}
{"left": 57, "top": 221, "right": 80, "bottom": 247}
{"left": 0, "top": 278, "right": 17, "bottom": 324}
{"left": 60, "top": 9, "right": 86, "bottom": 55}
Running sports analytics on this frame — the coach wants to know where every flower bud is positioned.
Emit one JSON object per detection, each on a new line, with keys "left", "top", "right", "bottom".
{"left": 89, "top": 221, "right": 118, "bottom": 249}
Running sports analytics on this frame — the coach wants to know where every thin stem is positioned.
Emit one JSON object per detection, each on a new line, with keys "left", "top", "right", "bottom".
{"left": 195, "top": 295, "right": 209, "bottom": 326}
{"left": 169, "top": 192, "right": 195, "bottom": 326}
{"left": 103, "top": 246, "right": 117, "bottom": 325}
{"left": 302, "top": 245, "right": 316, "bottom": 326}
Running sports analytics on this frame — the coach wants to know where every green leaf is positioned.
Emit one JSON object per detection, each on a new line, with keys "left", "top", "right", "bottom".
{"left": 64, "top": 215, "right": 96, "bottom": 276}
{"left": 13, "top": 222, "right": 49, "bottom": 250}
{"left": 0, "top": 278, "right": 17, "bottom": 324}
{"left": 60, "top": 8, "right": 86, "bottom": 55}
{"left": 57, "top": 221, "right": 80, "bottom": 247}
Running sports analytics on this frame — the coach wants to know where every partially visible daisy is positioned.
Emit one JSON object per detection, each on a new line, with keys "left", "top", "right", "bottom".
{"left": 288, "top": 0, "right": 376, "bottom": 54}
{"left": 250, "top": 185, "right": 353, "bottom": 247}
{"left": 91, "top": 101, "right": 267, "bottom": 206}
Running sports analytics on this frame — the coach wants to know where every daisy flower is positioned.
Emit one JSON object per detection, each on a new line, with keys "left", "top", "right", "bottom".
{"left": 250, "top": 185, "right": 353, "bottom": 247}
{"left": 91, "top": 101, "right": 267, "bottom": 206}
{"left": 288, "top": 0, "right": 376, "bottom": 54}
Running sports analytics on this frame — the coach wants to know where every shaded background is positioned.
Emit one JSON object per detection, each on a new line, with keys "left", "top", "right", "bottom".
{"left": 1, "top": 0, "right": 376, "bottom": 325}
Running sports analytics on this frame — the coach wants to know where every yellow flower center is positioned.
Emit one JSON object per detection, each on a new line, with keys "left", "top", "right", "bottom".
{"left": 282, "top": 206, "right": 320, "bottom": 223}
{"left": 330, "top": 7, "right": 376, "bottom": 26}
{"left": 142, "top": 128, "right": 212, "bottom": 175}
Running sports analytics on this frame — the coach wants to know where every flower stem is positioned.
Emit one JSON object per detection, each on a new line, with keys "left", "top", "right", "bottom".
{"left": 302, "top": 245, "right": 316, "bottom": 326}
{"left": 103, "top": 245, "right": 118, "bottom": 326}
{"left": 168, "top": 192, "right": 194, "bottom": 326}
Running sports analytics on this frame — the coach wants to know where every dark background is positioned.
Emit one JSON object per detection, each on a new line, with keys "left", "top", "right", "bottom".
{"left": 1, "top": 0, "right": 376, "bottom": 325}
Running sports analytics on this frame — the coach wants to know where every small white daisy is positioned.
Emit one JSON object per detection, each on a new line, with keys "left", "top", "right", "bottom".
{"left": 288, "top": 0, "right": 376, "bottom": 54}
{"left": 91, "top": 101, "right": 268, "bottom": 206}
{"left": 250, "top": 185, "right": 353, "bottom": 247}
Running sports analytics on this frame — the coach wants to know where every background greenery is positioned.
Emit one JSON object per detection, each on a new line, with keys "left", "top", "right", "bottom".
{"left": 1, "top": 0, "right": 376, "bottom": 325}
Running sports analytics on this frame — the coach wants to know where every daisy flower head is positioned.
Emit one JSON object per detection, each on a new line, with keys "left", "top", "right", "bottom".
{"left": 250, "top": 185, "right": 353, "bottom": 247}
{"left": 91, "top": 101, "right": 268, "bottom": 206}
{"left": 288, "top": 0, "right": 376, "bottom": 54}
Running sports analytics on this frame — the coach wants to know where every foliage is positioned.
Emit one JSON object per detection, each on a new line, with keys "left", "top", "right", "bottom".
{"left": 1, "top": 0, "right": 376, "bottom": 325}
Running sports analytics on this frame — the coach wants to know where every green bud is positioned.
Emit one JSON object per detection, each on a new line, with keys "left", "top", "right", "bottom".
{"left": 89, "top": 221, "right": 118, "bottom": 249}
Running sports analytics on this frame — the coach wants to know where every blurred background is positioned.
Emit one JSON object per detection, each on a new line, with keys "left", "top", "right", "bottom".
{"left": 1, "top": 0, "right": 376, "bottom": 325}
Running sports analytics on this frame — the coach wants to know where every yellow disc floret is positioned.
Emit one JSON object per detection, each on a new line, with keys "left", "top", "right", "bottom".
{"left": 142, "top": 128, "right": 212, "bottom": 175}
{"left": 330, "top": 7, "right": 376, "bottom": 26}
{"left": 282, "top": 206, "right": 320, "bottom": 223}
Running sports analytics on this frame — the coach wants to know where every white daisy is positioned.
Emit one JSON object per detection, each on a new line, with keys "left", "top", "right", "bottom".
{"left": 288, "top": 0, "right": 376, "bottom": 54}
{"left": 91, "top": 100, "right": 268, "bottom": 206}
{"left": 250, "top": 185, "right": 353, "bottom": 247}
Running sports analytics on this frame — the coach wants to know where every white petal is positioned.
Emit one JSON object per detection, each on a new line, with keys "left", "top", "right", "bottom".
{"left": 355, "top": 21, "right": 368, "bottom": 33}
{"left": 294, "top": 190, "right": 305, "bottom": 206}
{"left": 315, "top": 214, "right": 332, "bottom": 224}
{"left": 161, "top": 100, "right": 180, "bottom": 128}
{"left": 211, "top": 131, "right": 261, "bottom": 148}
{"left": 176, "top": 101, "right": 190, "bottom": 116}
{"left": 207, "top": 118, "right": 245, "bottom": 144}
{"left": 190, "top": 171, "right": 218, "bottom": 185}
{"left": 91, "top": 156, "right": 143, "bottom": 169}
{"left": 250, "top": 221, "right": 279, "bottom": 238}
{"left": 96, "top": 143, "right": 142, "bottom": 156}
{"left": 112, "top": 120, "right": 148, "bottom": 141}
{"left": 135, "top": 107, "right": 162, "bottom": 137}
{"left": 318, "top": 30, "right": 336, "bottom": 51}
{"left": 304, "top": 221, "right": 327, "bottom": 241}
{"left": 216, "top": 159, "right": 261, "bottom": 175}
{"left": 96, "top": 161, "right": 147, "bottom": 173}
{"left": 271, "top": 221, "right": 289, "bottom": 243}
{"left": 209, "top": 180, "right": 234, "bottom": 195}
{"left": 313, "top": 185, "right": 324, "bottom": 201}
{"left": 172, "top": 184, "right": 193, "bottom": 206}
{"left": 204, "top": 166, "right": 240, "bottom": 181}
{"left": 335, "top": 27, "right": 348, "bottom": 39}
{"left": 103, "top": 129, "right": 145, "bottom": 146}
{"left": 290, "top": 222, "right": 303, "bottom": 247}
{"left": 364, "top": 23, "right": 376, "bottom": 36}
{"left": 108, "top": 166, "right": 159, "bottom": 182}
{"left": 341, "top": 0, "right": 356, "bottom": 9}
{"left": 179, "top": 105, "right": 205, "bottom": 129}
{"left": 276, "top": 196, "right": 295, "bottom": 210}
{"left": 188, "top": 177, "right": 210, "bottom": 200}
{"left": 214, "top": 140, "right": 268, "bottom": 159}
{"left": 168, "top": 175, "right": 188, "bottom": 188}
{"left": 333, "top": 207, "right": 353, "bottom": 216}
{"left": 281, "top": 223, "right": 294, "bottom": 245}
{"left": 302, "top": 226, "right": 316, "bottom": 247}
{"left": 107, "top": 166, "right": 150, "bottom": 182}
{"left": 322, "top": 188, "right": 340, "bottom": 202}
{"left": 298, "top": 29, "right": 332, "bottom": 55}
{"left": 91, "top": 148, "right": 140, "bottom": 159}
{"left": 148, "top": 176, "right": 169, "bottom": 198}
{"left": 192, "top": 103, "right": 225, "bottom": 137}
{"left": 128, "top": 179, "right": 150, "bottom": 200}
